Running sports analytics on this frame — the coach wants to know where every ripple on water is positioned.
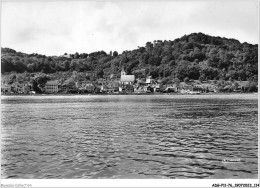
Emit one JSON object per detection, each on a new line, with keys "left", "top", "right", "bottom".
{"left": 1, "top": 95, "right": 258, "bottom": 178}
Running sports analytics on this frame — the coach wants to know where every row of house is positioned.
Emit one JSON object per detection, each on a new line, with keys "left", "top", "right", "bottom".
{"left": 3, "top": 69, "right": 235, "bottom": 95}
{"left": 39, "top": 69, "right": 165, "bottom": 94}
{"left": 1, "top": 82, "right": 34, "bottom": 94}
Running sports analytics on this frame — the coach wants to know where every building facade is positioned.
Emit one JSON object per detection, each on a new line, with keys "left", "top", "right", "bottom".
{"left": 1, "top": 84, "right": 11, "bottom": 93}
{"left": 45, "top": 81, "right": 59, "bottom": 93}
{"left": 120, "top": 69, "right": 135, "bottom": 85}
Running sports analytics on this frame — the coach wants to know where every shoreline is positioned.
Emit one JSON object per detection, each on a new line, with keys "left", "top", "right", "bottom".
{"left": 1, "top": 92, "right": 258, "bottom": 100}
{"left": 1, "top": 92, "right": 258, "bottom": 96}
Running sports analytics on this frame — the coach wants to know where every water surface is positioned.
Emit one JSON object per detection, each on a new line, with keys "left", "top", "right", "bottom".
{"left": 1, "top": 94, "right": 258, "bottom": 179}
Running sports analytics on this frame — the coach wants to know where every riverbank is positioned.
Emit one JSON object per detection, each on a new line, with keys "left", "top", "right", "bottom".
{"left": 1, "top": 92, "right": 258, "bottom": 100}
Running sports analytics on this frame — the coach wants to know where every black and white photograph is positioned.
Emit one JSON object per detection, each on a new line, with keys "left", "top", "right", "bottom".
{"left": 0, "top": 0, "right": 259, "bottom": 187}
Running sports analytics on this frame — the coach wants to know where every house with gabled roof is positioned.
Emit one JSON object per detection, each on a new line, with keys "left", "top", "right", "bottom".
{"left": 45, "top": 80, "right": 59, "bottom": 93}
{"left": 120, "top": 69, "right": 135, "bottom": 85}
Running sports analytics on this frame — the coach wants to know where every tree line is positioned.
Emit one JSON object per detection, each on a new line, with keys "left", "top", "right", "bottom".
{"left": 1, "top": 32, "right": 258, "bottom": 84}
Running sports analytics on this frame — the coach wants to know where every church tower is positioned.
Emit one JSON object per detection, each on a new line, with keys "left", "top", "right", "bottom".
{"left": 121, "top": 68, "right": 126, "bottom": 76}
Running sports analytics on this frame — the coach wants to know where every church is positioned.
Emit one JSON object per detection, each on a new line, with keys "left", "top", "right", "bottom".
{"left": 120, "top": 69, "right": 135, "bottom": 85}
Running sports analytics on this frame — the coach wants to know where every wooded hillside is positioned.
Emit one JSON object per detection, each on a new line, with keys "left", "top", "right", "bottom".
{"left": 1, "top": 32, "right": 258, "bottom": 83}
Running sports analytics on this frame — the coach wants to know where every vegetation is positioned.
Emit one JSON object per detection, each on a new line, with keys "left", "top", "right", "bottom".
{"left": 1, "top": 33, "right": 258, "bottom": 86}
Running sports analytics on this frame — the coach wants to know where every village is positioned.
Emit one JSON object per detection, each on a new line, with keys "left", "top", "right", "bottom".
{"left": 1, "top": 68, "right": 257, "bottom": 95}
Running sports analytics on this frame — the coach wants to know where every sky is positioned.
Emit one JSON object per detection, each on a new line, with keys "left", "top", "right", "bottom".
{"left": 1, "top": 0, "right": 259, "bottom": 56}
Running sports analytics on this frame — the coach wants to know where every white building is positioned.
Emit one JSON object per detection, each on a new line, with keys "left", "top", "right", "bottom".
{"left": 120, "top": 69, "right": 135, "bottom": 85}
{"left": 146, "top": 76, "right": 153, "bottom": 84}
{"left": 1, "top": 84, "right": 11, "bottom": 93}
{"left": 45, "top": 80, "right": 59, "bottom": 93}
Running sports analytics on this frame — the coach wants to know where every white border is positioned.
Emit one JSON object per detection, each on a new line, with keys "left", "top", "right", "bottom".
{"left": 0, "top": 0, "right": 259, "bottom": 187}
{"left": 1, "top": 179, "right": 260, "bottom": 188}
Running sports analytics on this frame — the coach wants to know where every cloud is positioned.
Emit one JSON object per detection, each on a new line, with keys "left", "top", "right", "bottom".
{"left": 1, "top": 0, "right": 258, "bottom": 56}
{"left": 188, "top": 0, "right": 258, "bottom": 44}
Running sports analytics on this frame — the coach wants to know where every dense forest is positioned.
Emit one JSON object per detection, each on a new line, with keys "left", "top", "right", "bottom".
{"left": 1, "top": 33, "right": 258, "bottom": 84}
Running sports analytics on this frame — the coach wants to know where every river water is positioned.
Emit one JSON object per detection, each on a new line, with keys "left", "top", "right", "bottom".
{"left": 1, "top": 94, "right": 258, "bottom": 179}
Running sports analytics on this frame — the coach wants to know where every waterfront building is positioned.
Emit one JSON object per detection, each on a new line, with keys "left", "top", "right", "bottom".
{"left": 153, "top": 84, "right": 163, "bottom": 93}
{"left": 125, "top": 85, "right": 134, "bottom": 93}
{"left": 145, "top": 76, "right": 153, "bottom": 85}
{"left": 101, "top": 84, "right": 108, "bottom": 93}
{"left": 144, "top": 85, "right": 153, "bottom": 93}
{"left": 1, "top": 84, "right": 11, "bottom": 93}
{"left": 119, "top": 84, "right": 134, "bottom": 93}
{"left": 164, "top": 86, "right": 177, "bottom": 93}
{"left": 120, "top": 69, "right": 135, "bottom": 85}
{"left": 119, "top": 86, "right": 123, "bottom": 93}
{"left": 105, "top": 83, "right": 116, "bottom": 93}
{"left": 45, "top": 80, "right": 59, "bottom": 93}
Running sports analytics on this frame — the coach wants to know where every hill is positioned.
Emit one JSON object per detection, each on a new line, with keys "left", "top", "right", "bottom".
{"left": 1, "top": 32, "right": 258, "bottom": 84}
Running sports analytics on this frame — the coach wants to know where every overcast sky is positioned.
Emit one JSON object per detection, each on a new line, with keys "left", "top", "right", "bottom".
{"left": 1, "top": 0, "right": 258, "bottom": 56}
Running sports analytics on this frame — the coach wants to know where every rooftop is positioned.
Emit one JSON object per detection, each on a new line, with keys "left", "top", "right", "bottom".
{"left": 121, "top": 75, "right": 135, "bottom": 82}
{"left": 46, "top": 80, "right": 59, "bottom": 85}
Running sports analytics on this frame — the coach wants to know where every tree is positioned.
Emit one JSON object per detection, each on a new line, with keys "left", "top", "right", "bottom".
{"left": 145, "top": 42, "right": 153, "bottom": 52}
{"left": 161, "top": 77, "right": 171, "bottom": 85}
{"left": 245, "top": 79, "right": 257, "bottom": 92}
{"left": 192, "top": 47, "right": 205, "bottom": 61}
{"left": 81, "top": 53, "right": 88, "bottom": 58}
{"left": 113, "top": 51, "right": 118, "bottom": 57}
{"left": 229, "top": 77, "right": 234, "bottom": 82}
{"left": 64, "top": 78, "right": 77, "bottom": 92}
{"left": 16, "top": 74, "right": 25, "bottom": 84}
{"left": 0, "top": 33, "right": 258, "bottom": 85}
{"left": 6, "top": 74, "right": 16, "bottom": 84}
{"left": 208, "top": 48, "right": 219, "bottom": 64}
{"left": 148, "top": 56, "right": 161, "bottom": 66}
{"left": 187, "top": 64, "right": 200, "bottom": 80}
{"left": 63, "top": 60, "right": 70, "bottom": 71}
{"left": 199, "top": 75, "right": 205, "bottom": 82}
{"left": 174, "top": 78, "right": 180, "bottom": 87}
{"left": 97, "top": 69, "right": 104, "bottom": 78}
{"left": 149, "top": 67, "right": 159, "bottom": 78}
{"left": 30, "top": 79, "right": 42, "bottom": 93}
{"left": 233, "top": 82, "right": 239, "bottom": 90}
{"left": 74, "top": 52, "right": 80, "bottom": 59}
{"left": 184, "top": 77, "right": 189, "bottom": 83}
{"left": 175, "top": 60, "right": 190, "bottom": 81}
{"left": 35, "top": 74, "right": 50, "bottom": 88}
{"left": 70, "top": 60, "right": 78, "bottom": 71}
{"left": 27, "top": 64, "right": 34, "bottom": 72}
